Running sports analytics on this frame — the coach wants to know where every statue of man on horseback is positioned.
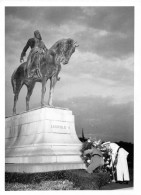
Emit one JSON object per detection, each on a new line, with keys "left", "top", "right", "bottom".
{"left": 11, "top": 32, "right": 79, "bottom": 115}
{"left": 20, "top": 30, "right": 48, "bottom": 78}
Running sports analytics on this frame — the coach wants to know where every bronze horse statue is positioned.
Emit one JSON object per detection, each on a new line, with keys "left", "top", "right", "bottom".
{"left": 11, "top": 38, "right": 79, "bottom": 114}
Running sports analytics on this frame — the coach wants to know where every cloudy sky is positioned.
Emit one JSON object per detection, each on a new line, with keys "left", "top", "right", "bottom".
{"left": 5, "top": 7, "right": 134, "bottom": 143}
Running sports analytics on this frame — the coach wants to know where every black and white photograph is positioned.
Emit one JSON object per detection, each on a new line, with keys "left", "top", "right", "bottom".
{"left": 2, "top": 0, "right": 140, "bottom": 192}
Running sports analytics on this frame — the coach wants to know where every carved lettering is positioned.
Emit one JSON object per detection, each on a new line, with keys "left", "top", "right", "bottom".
{"left": 51, "top": 124, "right": 69, "bottom": 129}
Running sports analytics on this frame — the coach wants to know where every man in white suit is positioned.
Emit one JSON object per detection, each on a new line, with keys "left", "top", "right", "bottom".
{"left": 102, "top": 142, "right": 130, "bottom": 184}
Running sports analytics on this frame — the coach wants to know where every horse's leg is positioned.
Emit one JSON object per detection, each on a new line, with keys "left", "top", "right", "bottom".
{"left": 41, "top": 77, "right": 47, "bottom": 107}
{"left": 48, "top": 76, "right": 57, "bottom": 106}
{"left": 13, "top": 93, "right": 19, "bottom": 115}
{"left": 26, "top": 83, "right": 35, "bottom": 111}
{"left": 13, "top": 82, "right": 23, "bottom": 115}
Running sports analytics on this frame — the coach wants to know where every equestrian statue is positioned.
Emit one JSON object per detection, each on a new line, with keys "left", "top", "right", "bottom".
{"left": 11, "top": 30, "right": 79, "bottom": 114}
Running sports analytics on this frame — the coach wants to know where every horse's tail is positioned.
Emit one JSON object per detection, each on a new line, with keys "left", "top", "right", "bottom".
{"left": 11, "top": 68, "right": 17, "bottom": 94}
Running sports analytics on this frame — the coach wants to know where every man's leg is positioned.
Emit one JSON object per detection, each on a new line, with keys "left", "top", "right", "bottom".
{"left": 123, "top": 158, "right": 130, "bottom": 182}
{"left": 116, "top": 158, "right": 124, "bottom": 182}
{"left": 27, "top": 52, "right": 41, "bottom": 79}
{"left": 34, "top": 53, "right": 42, "bottom": 78}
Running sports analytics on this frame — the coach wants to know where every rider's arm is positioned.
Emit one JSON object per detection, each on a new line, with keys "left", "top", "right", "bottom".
{"left": 20, "top": 39, "right": 31, "bottom": 60}
{"left": 20, "top": 38, "right": 35, "bottom": 62}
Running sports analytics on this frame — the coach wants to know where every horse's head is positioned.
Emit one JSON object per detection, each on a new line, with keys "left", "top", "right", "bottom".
{"left": 51, "top": 38, "right": 79, "bottom": 65}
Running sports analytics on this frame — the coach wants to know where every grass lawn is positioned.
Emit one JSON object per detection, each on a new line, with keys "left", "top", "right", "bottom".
{"left": 5, "top": 169, "right": 110, "bottom": 190}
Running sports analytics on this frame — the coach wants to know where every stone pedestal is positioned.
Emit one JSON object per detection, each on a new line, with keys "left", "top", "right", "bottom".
{"left": 5, "top": 107, "right": 86, "bottom": 173}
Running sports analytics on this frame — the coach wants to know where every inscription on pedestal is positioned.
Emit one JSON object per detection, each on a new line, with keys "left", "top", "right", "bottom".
{"left": 51, "top": 121, "right": 70, "bottom": 133}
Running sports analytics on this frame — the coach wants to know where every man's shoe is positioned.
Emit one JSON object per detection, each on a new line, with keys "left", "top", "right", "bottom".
{"left": 116, "top": 181, "right": 123, "bottom": 184}
{"left": 123, "top": 181, "right": 129, "bottom": 184}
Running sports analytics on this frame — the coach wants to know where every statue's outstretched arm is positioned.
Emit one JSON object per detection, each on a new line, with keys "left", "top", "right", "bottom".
{"left": 20, "top": 39, "right": 31, "bottom": 62}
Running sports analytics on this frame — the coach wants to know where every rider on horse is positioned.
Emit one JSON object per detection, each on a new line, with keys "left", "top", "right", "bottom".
{"left": 20, "top": 30, "right": 48, "bottom": 78}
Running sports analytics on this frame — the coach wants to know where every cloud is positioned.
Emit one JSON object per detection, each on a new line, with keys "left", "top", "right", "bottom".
{"left": 5, "top": 7, "right": 83, "bottom": 27}
{"left": 55, "top": 96, "right": 134, "bottom": 142}
{"left": 63, "top": 51, "right": 134, "bottom": 87}
{"left": 75, "top": 27, "right": 133, "bottom": 58}
{"left": 7, "top": 6, "right": 134, "bottom": 35}
{"left": 81, "top": 7, "right": 134, "bottom": 34}
{"left": 5, "top": 6, "right": 134, "bottom": 59}
{"left": 95, "top": 33, "right": 133, "bottom": 58}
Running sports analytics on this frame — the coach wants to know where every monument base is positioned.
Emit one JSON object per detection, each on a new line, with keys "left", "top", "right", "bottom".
{"left": 6, "top": 162, "right": 85, "bottom": 173}
{"left": 5, "top": 107, "right": 86, "bottom": 173}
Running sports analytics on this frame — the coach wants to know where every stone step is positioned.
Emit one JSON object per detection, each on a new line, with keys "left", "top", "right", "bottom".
{"left": 6, "top": 162, "right": 86, "bottom": 173}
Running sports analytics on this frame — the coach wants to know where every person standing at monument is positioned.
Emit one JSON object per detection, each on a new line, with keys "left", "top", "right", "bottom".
{"left": 20, "top": 30, "right": 48, "bottom": 78}
{"left": 102, "top": 142, "right": 130, "bottom": 184}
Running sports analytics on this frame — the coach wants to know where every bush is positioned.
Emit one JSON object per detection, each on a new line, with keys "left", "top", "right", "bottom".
{"left": 5, "top": 180, "right": 77, "bottom": 191}
{"left": 5, "top": 169, "right": 110, "bottom": 190}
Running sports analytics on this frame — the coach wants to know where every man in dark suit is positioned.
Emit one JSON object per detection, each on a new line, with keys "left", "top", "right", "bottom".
{"left": 84, "top": 145, "right": 104, "bottom": 174}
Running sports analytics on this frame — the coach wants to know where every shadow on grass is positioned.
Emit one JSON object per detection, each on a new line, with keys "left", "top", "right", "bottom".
{"left": 5, "top": 169, "right": 110, "bottom": 190}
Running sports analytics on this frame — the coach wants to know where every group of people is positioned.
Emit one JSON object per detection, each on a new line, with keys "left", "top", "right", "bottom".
{"left": 84, "top": 140, "right": 130, "bottom": 184}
